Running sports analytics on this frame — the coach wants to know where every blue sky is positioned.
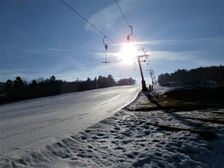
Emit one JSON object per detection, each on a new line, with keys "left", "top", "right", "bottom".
{"left": 1, "top": 0, "right": 224, "bottom": 83}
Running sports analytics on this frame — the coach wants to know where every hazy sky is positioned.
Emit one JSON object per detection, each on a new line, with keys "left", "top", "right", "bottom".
{"left": 1, "top": 0, "right": 224, "bottom": 82}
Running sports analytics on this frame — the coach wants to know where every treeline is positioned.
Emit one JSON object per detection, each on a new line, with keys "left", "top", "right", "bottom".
{"left": 0, "top": 75, "right": 135, "bottom": 104}
{"left": 158, "top": 65, "right": 224, "bottom": 86}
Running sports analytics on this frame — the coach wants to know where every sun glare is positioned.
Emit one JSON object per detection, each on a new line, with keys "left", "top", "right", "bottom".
{"left": 117, "top": 43, "right": 138, "bottom": 64}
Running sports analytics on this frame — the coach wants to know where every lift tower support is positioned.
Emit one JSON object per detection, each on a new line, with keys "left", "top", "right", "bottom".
{"left": 137, "top": 54, "right": 148, "bottom": 91}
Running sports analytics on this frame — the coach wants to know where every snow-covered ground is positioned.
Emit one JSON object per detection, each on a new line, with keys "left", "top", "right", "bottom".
{"left": 1, "top": 87, "right": 224, "bottom": 168}
{"left": 0, "top": 86, "right": 139, "bottom": 161}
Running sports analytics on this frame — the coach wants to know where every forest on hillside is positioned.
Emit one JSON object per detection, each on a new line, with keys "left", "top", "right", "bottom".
{"left": 158, "top": 65, "right": 224, "bottom": 86}
{"left": 0, "top": 75, "right": 135, "bottom": 104}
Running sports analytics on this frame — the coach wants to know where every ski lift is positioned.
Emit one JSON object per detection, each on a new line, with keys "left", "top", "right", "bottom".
{"left": 138, "top": 48, "right": 148, "bottom": 62}
{"left": 127, "top": 25, "right": 133, "bottom": 42}
{"left": 102, "top": 36, "right": 110, "bottom": 63}
{"left": 146, "top": 59, "right": 157, "bottom": 85}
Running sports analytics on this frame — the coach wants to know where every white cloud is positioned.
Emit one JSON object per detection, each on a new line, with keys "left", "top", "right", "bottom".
{"left": 148, "top": 37, "right": 224, "bottom": 48}
{"left": 148, "top": 51, "right": 198, "bottom": 61}
{"left": 23, "top": 48, "right": 79, "bottom": 53}
{"left": 47, "top": 48, "right": 74, "bottom": 52}
{"left": 85, "top": 0, "right": 137, "bottom": 32}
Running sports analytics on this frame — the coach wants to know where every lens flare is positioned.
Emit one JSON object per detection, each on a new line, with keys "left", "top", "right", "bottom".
{"left": 117, "top": 43, "right": 138, "bottom": 64}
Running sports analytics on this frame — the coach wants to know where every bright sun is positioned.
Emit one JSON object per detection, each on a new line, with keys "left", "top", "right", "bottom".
{"left": 117, "top": 43, "right": 138, "bottom": 64}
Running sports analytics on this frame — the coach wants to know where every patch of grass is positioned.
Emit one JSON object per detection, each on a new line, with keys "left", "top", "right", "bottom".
{"left": 144, "top": 86, "right": 224, "bottom": 112}
{"left": 151, "top": 95, "right": 198, "bottom": 111}
{"left": 166, "top": 86, "right": 224, "bottom": 102}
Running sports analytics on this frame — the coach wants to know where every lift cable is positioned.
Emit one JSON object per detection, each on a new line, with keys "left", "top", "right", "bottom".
{"left": 59, "top": 0, "right": 113, "bottom": 43}
{"left": 114, "top": 0, "right": 133, "bottom": 42}
{"left": 114, "top": 0, "right": 130, "bottom": 26}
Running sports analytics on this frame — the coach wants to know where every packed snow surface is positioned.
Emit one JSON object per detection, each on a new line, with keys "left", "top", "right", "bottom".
{"left": 0, "top": 86, "right": 139, "bottom": 159}
{"left": 1, "top": 86, "right": 224, "bottom": 168}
